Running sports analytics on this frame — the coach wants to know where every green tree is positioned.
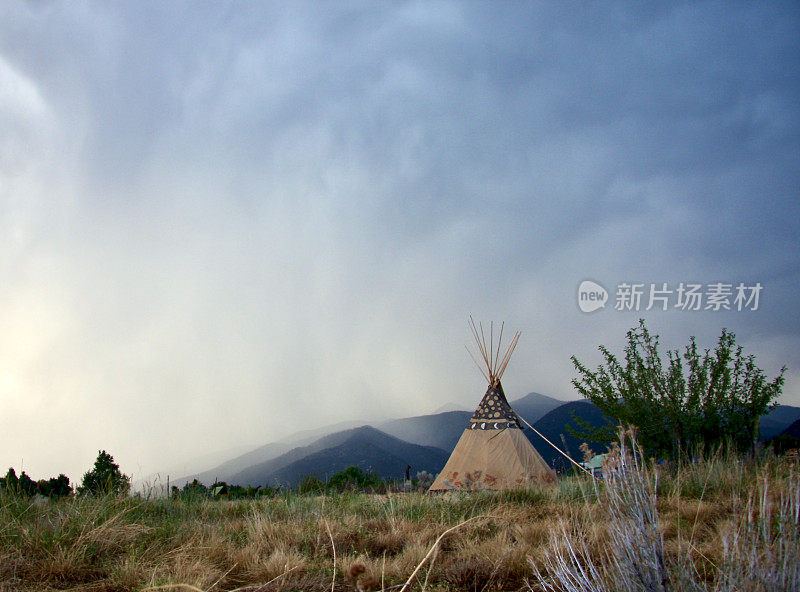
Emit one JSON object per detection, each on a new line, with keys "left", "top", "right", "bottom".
{"left": 297, "top": 475, "right": 325, "bottom": 494}
{"left": 80, "top": 450, "right": 130, "bottom": 495}
{"left": 0, "top": 468, "right": 37, "bottom": 496}
{"left": 18, "top": 471, "right": 37, "bottom": 496}
{"left": 181, "top": 479, "right": 208, "bottom": 497}
{"left": 0, "top": 467, "right": 19, "bottom": 493}
{"left": 326, "top": 466, "right": 383, "bottom": 492}
{"left": 571, "top": 320, "right": 785, "bottom": 457}
{"left": 38, "top": 474, "right": 72, "bottom": 498}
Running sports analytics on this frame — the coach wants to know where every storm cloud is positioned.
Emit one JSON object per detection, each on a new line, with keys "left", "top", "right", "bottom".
{"left": 1, "top": 1, "right": 798, "bottom": 481}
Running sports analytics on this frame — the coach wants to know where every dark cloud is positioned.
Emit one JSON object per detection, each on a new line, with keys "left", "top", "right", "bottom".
{"left": 0, "top": 1, "right": 798, "bottom": 480}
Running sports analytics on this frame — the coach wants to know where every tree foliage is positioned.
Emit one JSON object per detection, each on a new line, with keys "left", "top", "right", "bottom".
{"left": 80, "top": 450, "right": 130, "bottom": 495}
{"left": 37, "top": 474, "right": 73, "bottom": 498}
{"left": 571, "top": 320, "right": 785, "bottom": 456}
{"left": 326, "top": 466, "right": 383, "bottom": 492}
{"left": 180, "top": 478, "right": 208, "bottom": 497}
{"left": 768, "top": 434, "right": 800, "bottom": 455}
{"left": 0, "top": 468, "right": 37, "bottom": 496}
{"left": 296, "top": 467, "right": 384, "bottom": 493}
{"left": 297, "top": 475, "right": 325, "bottom": 494}
{"left": 0, "top": 468, "right": 19, "bottom": 494}
{"left": 1, "top": 468, "right": 70, "bottom": 497}
{"left": 0, "top": 467, "right": 72, "bottom": 497}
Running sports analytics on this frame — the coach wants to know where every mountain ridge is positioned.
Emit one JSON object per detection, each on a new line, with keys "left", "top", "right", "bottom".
{"left": 227, "top": 425, "right": 449, "bottom": 487}
{"left": 173, "top": 395, "right": 800, "bottom": 488}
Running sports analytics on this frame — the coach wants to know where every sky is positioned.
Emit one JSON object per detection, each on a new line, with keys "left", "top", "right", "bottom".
{"left": 1, "top": 1, "right": 799, "bottom": 484}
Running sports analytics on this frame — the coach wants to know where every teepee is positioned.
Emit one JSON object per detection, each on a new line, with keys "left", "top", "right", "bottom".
{"left": 429, "top": 320, "right": 556, "bottom": 491}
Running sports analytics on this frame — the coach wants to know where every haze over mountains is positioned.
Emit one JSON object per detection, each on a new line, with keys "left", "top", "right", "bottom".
{"left": 171, "top": 394, "right": 800, "bottom": 489}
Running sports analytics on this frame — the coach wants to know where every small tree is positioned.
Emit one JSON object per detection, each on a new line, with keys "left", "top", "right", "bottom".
{"left": 80, "top": 450, "right": 130, "bottom": 495}
{"left": 0, "top": 468, "right": 19, "bottom": 493}
{"left": 0, "top": 468, "right": 37, "bottom": 496}
{"left": 572, "top": 320, "right": 785, "bottom": 457}
{"left": 18, "top": 471, "right": 37, "bottom": 496}
{"left": 38, "top": 474, "right": 72, "bottom": 498}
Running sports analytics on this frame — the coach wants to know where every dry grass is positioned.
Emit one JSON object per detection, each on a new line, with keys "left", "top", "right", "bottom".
{"left": 1, "top": 450, "right": 797, "bottom": 592}
{"left": 528, "top": 435, "right": 800, "bottom": 592}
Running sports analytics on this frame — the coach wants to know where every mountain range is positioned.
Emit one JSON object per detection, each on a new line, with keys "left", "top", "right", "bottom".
{"left": 230, "top": 426, "right": 449, "bottom": 487}
{"left": 174, "top": 393, "right": 800, "bottom": 489}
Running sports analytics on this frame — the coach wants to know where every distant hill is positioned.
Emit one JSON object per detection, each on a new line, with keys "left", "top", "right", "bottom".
{"left": 277, "top": 419, "right": 376, "bottom": 447}
{"left": 174, "top": 441, "right": 294, "bottom": 488}
{"left": 172, "top": 396, "right": 800, "bottom": 489}
{"left": 173, "top": 391, "right": 568, "bottom": 488}
{"left": 511, "top": 392, "right": 569, "bottom": 424}
{"left": 175, "top": 419, "right": 373, "bottom": 488}
{"left": 526, "top": 401, "right": 615, "bottom": 469}
{"left": 173, "top": 394, "right": 800, "bottom": 488}
{"left": 432, "top": 402, "right": 469, "bottom": 413}
{"left": 227, "top": 425, "right": 449, "bottom": 487}
{"left": 262, "top": 426, "right": 449, "bottom": 486}
{"left": 780, "top": 418, "right": 800, "bottom": 439}
{"left": 759, "top": 405, "right": 800, "bottom": 440}
{"left": 380, "top": 410, "right": 471, "bottom": 451}
{"left": 218, "top": 425, "right": 380, "bottom": 487}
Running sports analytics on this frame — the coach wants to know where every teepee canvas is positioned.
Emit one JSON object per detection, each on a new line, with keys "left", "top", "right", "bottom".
{"left": 429, "top": 321, "right": 556, "bottom": 491}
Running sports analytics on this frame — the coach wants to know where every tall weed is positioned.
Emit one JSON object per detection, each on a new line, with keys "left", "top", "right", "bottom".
{"left": 528, "top": 431, "right": 799, "bottom": 592}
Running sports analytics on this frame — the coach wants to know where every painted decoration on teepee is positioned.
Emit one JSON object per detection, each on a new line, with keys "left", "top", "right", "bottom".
{"left": 468, "top": 384, "right": 520, "bottom": 429}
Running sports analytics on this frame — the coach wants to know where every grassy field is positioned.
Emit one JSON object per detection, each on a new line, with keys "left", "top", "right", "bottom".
{"left": 2, "top": 446, "right": 798, "bottom": 592}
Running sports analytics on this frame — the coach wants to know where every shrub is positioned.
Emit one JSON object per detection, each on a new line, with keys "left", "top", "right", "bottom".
{"left": 326, "top": 466, "right": 383, "bottom": 492}
{"left": 767, "top": 434, "right": 800, "bottom": 454}
{"left": 297, "top": 475, "right": 325, "bottom": 494}
{"left": 37, "top": 474, "right": 73, "bottom": 498}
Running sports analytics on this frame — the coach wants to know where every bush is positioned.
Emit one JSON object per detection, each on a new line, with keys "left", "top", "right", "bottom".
{"left": 37, "top": 474, "right": 73, "bottom": 498}
{"left": 297, "top": 475, "right": 325, "bottom": 494}
{"left": 326, "top": 466, "right": 383, "bottom": 492}
{"left": 767, "top": 434, "right": 800, "bottom": 455}
{"left": 179, "top": 478, "right": 209, "bottom": 498}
